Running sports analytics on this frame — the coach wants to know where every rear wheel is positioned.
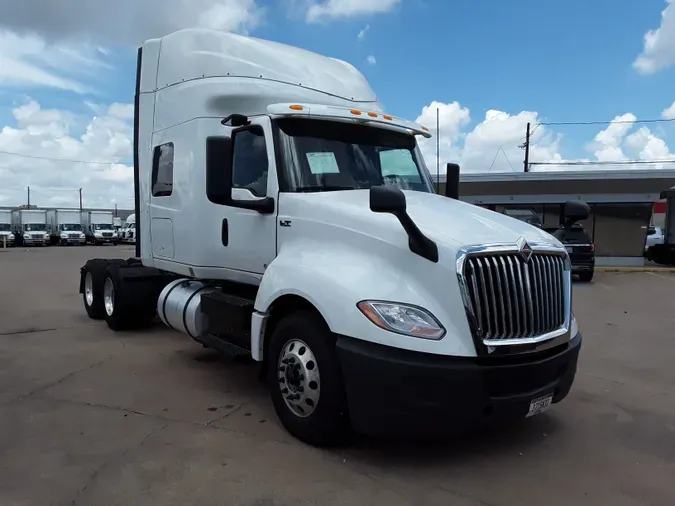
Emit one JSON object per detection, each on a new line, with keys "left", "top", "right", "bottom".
{"left": 82, "top": 259, "right": 110, "bottom": 319}
{"left": 102, "top": 263, "right": 157, "bottom": 331}
{"left": 578, "top": 269, "right": 594, "bottom": 282}
{"left": 267, "top": 311, "right": 348, "bottom": 447}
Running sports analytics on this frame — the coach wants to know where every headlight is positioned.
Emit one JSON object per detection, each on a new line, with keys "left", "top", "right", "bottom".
{"left": 60, "top": 234, "right": 68, "bottom": 238}
{"left": 357, "top": 300, "right": 445, "bottom": 340}
{"left": 80, "top": 233, "right": 86, "bottom": 238}
{"left": 24, "top": 234, "right": 30, "bottom": 239}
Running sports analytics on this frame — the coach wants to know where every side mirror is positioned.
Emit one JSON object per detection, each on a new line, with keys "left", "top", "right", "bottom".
{"left": 370, "top": 185, "right": 406, "bottom": 214}
{"left": 369, "top": 185, "right": 438, "bottom": 263}
{"left": 445, "top": 163, "right": 460, "bottom": 199}
{"left": 561, "top": 200, "right": 590, "bottom": 230}
{"left": 564, "top": 200, "right": 590, "bottom": 221}
{"left": 205, "top": 135, "right": 274, "bottom": 214}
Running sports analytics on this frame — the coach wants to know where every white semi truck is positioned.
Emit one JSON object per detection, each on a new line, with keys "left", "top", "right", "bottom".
{"left": 0, "top": 210, "right": 15, "bottom": 247}
{"left": 79, "top": 28, "right": 586, "bottom": 446}
{"left": 81, "top": 210, "right": 119, "bottom": 245}
{"left": 120, "top": 213, "right": 136, "bottom": 243}
{"left": 12, "top": 209, "right": 50, "bottom": 246}
{"left": 47, "top": 209, "right": 86, "bottom": 245}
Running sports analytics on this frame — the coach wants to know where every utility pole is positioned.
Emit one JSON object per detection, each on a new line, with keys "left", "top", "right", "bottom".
{"left": 27, "top": 186, "right": 30, "bottom": 207}
{"left": 523, "top": 122, "right": 531, "bottom": 172}
{"left": 79, "top": 188, "right": 83, "bottom": 211}
{"left": 436, "top": 107, "right": 440, "bottom": 194}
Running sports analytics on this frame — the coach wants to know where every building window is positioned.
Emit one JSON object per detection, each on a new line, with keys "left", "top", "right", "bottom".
{"left": 152, "top": 143, "right": 174, "bottom": 197}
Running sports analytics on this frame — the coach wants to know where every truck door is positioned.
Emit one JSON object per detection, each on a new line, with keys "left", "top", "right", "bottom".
{"left": 219, "top": 116, "right": 278, "bottom": 275}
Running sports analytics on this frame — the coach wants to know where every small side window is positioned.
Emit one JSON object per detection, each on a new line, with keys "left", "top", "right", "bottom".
{"left": 152, "top": 143, "right": 174, "bottom": 197}
{"left": 232, "top": 127, "right": 269, "bottom": 197}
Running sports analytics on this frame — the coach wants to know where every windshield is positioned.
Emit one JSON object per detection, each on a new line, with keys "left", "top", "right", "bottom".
{"left": 274, "top": 118, "right": 435, "bottom": 193}
{"left": 0, "top": 224, "right": 10, "bottom": 231}
{"left": 24, "top": 224, "right": 47, "bottom": 232}
{"left": 60, "top": 224, "right": 82, "bottom": 231}
{"left": 94, "top": 223, "right": 113, "bottom": 230}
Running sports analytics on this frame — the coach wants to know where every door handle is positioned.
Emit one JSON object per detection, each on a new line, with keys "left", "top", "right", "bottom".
{"left": 221, "top": 218, "right": 228, "bottom": 247}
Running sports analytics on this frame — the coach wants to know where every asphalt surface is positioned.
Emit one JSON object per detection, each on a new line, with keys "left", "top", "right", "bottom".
{"left": 0, "top": 245, "right": 674, "bottom": 506}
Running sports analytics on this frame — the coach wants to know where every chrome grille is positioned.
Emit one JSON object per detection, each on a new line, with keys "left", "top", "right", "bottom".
{"left": 462, "top": 252, "right": 568, "bottom": 342}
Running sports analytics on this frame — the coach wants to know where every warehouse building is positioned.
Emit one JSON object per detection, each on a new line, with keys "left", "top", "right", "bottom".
{"left": 435, "top": 169, "right": 675, "bottom": 266}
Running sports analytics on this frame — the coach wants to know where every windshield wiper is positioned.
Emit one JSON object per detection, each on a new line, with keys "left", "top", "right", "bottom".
{"left": 294, "top": 185, "right": 355, "bottom": 193}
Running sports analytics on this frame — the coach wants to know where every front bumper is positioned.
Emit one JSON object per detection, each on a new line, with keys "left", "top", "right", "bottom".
{"left": 23, "top": 238, "right": 50, "bottom": 246}
{"left": 61, "top": 237, "right": 86, "bottom": 244}
{"left": 336, "top": 332, "right": 581, "bottom": 439}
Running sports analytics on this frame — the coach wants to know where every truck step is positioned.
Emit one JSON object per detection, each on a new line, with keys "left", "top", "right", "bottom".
{"left": 200, "top": 291, "right": 255, "bottom": 351}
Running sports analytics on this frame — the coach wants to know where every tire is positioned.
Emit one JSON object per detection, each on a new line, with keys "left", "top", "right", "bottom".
{"left": 578, "top": 269, "right": 594, "bottom": 282}
{"left": 267, "top": 311, "right": 348, "bottom": 447}
{"left": 102, "top": 263, "right": 157, "bottom": 331}
{"left": 82, "top": 259, "right": 112, "bottom": 319}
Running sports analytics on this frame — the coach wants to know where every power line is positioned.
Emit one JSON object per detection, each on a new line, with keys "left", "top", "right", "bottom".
{"left": 530, "top": 159, "right": 675, "bottom": 166}
{"left": 0, "top": 149, "right": 128, "bottom": 165}
{"left": 537, "top": 118, "right": 675, "bottom": 127}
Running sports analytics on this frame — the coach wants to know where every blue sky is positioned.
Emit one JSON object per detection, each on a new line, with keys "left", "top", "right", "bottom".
{"left": 0, "top": 0, "right": 674, "bottom": 206}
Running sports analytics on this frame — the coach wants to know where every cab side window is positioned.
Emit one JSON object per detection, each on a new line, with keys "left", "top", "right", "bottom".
{"left": 232, "top": 127, "right": 268, "bottom": 197}
{"left": 152, "top": 143, "right": 174, "bottom": 197}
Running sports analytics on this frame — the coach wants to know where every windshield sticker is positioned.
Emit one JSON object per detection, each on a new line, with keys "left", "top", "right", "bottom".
{"left": 306, "top": 152, "right": 340, "bottom": 174}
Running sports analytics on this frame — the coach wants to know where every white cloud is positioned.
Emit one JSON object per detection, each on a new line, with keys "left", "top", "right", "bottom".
{"left": 306, "top": 0, "right": 401, "bottom": 23}
{"left": 0, "top": 0, "right": 263, "bottom": 46}
{"left": 0, "top": 30, "right": 111, "bottom": 93}
{"left": 358, "top": 24, "right": 370, "bottom": 40}
{"left": 662, "top": 101, "right": 675, "bottom": 119}
{"left": 414, "top": 102, "right": 674, "bottom": 174}
{"left": 633, "top": 0, "right": 675, "bottom": 74}
{"left": 366, "top": 54, "right": 377, "bottom": 65}
{"left": 0, "top": 99, "right": 134, "bottom": 208}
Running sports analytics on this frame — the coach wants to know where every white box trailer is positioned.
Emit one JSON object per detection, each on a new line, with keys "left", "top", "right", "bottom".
{"left": 0, "top": 210, "right": 15, "bottom": 247}
{"left": 12, "top": 209, "right": 50, "bottom": 246}
{"left": 47, "top": 209, "right": 86, "bottom": 246}
{"left": 78, "top": 28, "right": 586, "bottom": 447}
{"left": 81, "top": 211, "right": 119, "bottom": 245}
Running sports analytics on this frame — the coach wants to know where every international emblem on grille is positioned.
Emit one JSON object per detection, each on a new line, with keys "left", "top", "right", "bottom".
{"left": 517, "top": 237, "right": 533, "bottom": 262}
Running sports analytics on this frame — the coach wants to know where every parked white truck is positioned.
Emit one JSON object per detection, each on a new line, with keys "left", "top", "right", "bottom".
{"left": 0, "top": 210, "right": 15, "bottom": 247}
{"left": 12, "top": 209, "right": 50, "bottom": 246}
{"left": 120, "top": 213, "right": 136, "bottom": 243}
{"left": 47, "top": 209, "right": 86, "bottom": 246}
{"left": 81, "top": 210, "right": 119, "bottom": 245}
{"left": 79, "top": 29, "right": 586, "bottom": 446}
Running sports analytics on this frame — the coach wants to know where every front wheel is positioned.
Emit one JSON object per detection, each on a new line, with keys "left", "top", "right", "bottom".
{"left": 267, "top": 311, "right": 348, "bottom": 447}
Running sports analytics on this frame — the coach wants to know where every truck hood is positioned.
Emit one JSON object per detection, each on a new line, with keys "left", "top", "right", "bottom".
{"left": 281, "top": 189, "right": 560, "bottom": 251}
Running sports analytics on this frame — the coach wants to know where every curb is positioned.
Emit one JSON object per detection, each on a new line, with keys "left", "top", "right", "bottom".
{"left": 596, "top": 266, "right": 675, "bottom": 273}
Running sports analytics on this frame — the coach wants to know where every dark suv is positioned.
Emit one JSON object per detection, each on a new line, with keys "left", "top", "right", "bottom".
{"left": 544, "top": 225, "right": 595, "bottom": 281}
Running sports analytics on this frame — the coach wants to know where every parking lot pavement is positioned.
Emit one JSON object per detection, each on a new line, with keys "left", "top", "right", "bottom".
{"left": 1, "top": 246, "right": 674, "bottom": 506}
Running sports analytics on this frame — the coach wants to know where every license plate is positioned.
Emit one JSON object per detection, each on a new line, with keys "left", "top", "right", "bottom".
{"left": 526, "top": 393, "right": 553, "bottom": 418}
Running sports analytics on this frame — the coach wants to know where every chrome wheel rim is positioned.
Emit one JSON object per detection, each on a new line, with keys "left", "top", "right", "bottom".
{"left": 278, "top": 339, "right": 320, "bottom": 418}
{"left": 84, "top": 272, "right": 94, "bottom": 307}
{"left": 103, "top": 278, "right": 115, "bottom": 316}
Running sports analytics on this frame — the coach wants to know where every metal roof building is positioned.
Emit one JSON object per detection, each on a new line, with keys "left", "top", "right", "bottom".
{"left": 434, "top": 169, "right": 675, "bottom": 266}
